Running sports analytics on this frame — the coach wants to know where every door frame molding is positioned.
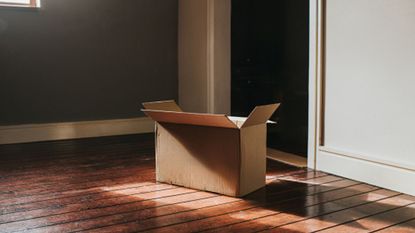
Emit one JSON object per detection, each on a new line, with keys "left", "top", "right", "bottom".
{"left": 307, "top": 0, "right": 325, "bottom": 169}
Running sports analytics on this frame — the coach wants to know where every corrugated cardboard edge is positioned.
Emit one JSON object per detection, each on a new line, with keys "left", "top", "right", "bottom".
{"left": 242, "top": 103, "right": 280, "bottom": 128}
{"left": 142, "top": 100, "right": 280, "bottom": 129}
{"left": 142, "top": 109, "right": 238, "bottom": 129}
{"left": 142, "top": 100, "right": 183, "bottom": 112}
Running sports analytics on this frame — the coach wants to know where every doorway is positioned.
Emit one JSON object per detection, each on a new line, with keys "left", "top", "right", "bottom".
{"left": 231, "top": 0, "right": 310, "bottom": 165}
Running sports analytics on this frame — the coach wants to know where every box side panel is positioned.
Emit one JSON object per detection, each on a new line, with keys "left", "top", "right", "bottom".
{"left": 239, "top": 124, "right": 267, "bottom": 196}
{"left": 156, "top": 123, "right": 240, "bottom": 196}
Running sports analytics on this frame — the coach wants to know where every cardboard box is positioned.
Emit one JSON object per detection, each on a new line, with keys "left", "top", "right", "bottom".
{"left": 142, "top": 100, "right": 280, "bottom": 197}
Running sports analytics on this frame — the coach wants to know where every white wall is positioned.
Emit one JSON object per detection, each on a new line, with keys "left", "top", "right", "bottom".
{"left": 317, "top": 0, "right": 415, "bottom": 195}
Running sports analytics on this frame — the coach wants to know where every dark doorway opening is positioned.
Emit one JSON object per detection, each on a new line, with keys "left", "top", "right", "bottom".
{"left": 231, "top": 0, "right": 309, "bottom": 157}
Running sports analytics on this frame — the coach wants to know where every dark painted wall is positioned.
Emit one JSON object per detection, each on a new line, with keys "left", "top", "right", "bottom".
{"left": 0, "top": 0, "right": 178, "bottom": 125}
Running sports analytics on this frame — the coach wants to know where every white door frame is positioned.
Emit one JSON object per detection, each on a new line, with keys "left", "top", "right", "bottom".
{"left": 307, "top": 0, "right": 324, "bottom": 169}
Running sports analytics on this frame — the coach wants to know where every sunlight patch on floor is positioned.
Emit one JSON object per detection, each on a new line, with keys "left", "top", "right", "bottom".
{"left": 100, "top": 182, "right": 156, "bottom": 192}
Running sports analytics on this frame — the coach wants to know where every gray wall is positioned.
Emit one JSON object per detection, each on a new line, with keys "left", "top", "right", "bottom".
{"left": 0, "top": 0, "right": 178, "bottom": 125}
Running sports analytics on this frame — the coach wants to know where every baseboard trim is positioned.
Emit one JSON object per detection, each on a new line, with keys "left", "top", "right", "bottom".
{"left": 317, "top": 148, "right": 415, "bottom": 196}
{"left": 0, "top": 117, "right": 154, "bottom": 145}
{"left": 320, "top": 147, "right": 415, "bottom": 172}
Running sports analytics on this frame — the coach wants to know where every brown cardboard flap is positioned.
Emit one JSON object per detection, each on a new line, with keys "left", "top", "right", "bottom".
{"left": 142, "top": 109, "right": 239, "bottom": 129}
{"left": 142, "top": 100, "right": 182, "bottom": 112}
{"left": 241, "top": 103, "right": 280, "bottom": 128}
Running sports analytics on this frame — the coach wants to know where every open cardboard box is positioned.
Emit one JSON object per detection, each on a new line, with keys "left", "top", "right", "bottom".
{"left": 142, "top": 100, "right": 280, "bottom": 197}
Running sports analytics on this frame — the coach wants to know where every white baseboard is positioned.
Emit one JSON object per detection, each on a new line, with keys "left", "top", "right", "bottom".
{"left": 0, "top": 117, "right": 155, "bottom": 145}
{"left": 317, "top": 148, "right": 415, "bottom": 196}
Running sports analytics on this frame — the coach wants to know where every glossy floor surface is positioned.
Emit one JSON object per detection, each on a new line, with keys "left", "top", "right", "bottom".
{"left": 0, "top": 134, "right": 414, "bottom": 233}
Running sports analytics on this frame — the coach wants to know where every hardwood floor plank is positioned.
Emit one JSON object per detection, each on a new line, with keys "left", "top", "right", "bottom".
{"left": 0, "top": 154, "right": 156, "bottom": 202}
{"left": 202, "top": 189, "right": 399, "bottom": 233}
{"left": 270, "top": 191, "right": 413, "bottom": 233}
{"left": 134, "top": 183, "right": 374, "bottom": 233}
{"left": 22, "top": 193, "right": 232, "bottom": 233}
{"left": 316, "top": 202, "right": 415, "bottom": 233}
{"left": 0, "top": 163, "right": 154, "bottom": 198}
{"left": 0, "top": 134, "right": 154, "bottom": 162}
{"left": 0, "top": 134, "right": 413, "bottom": 233}
{"left": 375, "top": 218, "right": 415, "bottom": 233}
{"left": 0, "top": 148, "right": 154, "bottom": 182}
{"left": 0, "top": 171, "right": 319, "bottom": 232}
{"left": 0, "top": 158, "right": 154, "bottom": 190}
{"left": 0, "top": 188, "right": 198, "bottom": 232}
{"left": 79, "top": 177, "right": 353, "bottom": 233}
{"left": 0, "top": 166, "right": 312, "bottom": 217}
{"left": 0, "top": 182, "right": 159, "bottom": 215}
{"left": 0, "top": 183, "right": 173, "bottom": 223}
{"left": 0, "top": 141, "right": 153, "bottom": 171}
{"left": 0, "top": 169, "right": 157, "bottom": 207}
{"left": 259, "top": 191, "right": 408, "bottom": 233}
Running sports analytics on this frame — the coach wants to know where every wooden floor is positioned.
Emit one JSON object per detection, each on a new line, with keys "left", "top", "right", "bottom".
{"left": 0, "top": 134, "right": 414, "bottom": 233}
